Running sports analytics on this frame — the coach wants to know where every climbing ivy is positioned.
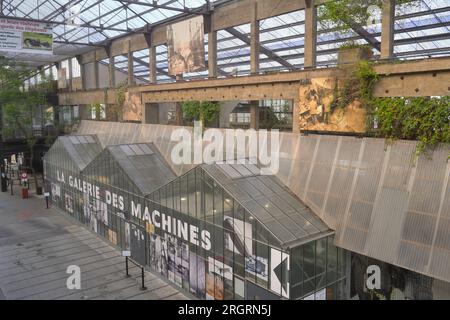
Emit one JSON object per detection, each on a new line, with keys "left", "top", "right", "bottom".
{"left": 181, "top": 101, "right": 220, "bottom": 127}
{"left": 330, "top": 59, "right": 450, "bottom": 156}
{"left": 356, "top": 62, "right": 450, "bottom": 156}
{"left": 370, "top": 97, "right": 450, "bottom": 157}
{"left": 330, "top": 60, "right": 378, "bottom": 111}
{"left": 318, "top": 0, "right": 419, "bottom": 32}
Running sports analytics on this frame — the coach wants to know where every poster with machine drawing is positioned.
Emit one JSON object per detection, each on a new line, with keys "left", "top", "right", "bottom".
{"left": 166, "top": 15, "right": 205, "bottom": 75}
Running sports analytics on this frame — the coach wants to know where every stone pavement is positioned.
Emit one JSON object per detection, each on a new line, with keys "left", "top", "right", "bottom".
{"left": 0, "top": 185, "right": 188, "bottom": 300}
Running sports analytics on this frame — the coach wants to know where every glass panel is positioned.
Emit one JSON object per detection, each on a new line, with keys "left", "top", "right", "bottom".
{"left": 188, "top": 171, "right": 197, "bottom": 217}
{"left": 234, "top": 277, "right": 245, "bottom": 300}
{"left": 291, "top": 246, "right": 303, "bottom": 286}
{"left": 213, "top": 182, "right": 223, "bottom": 227}
{"left": 316, "top": 238, "right": 327, "bottom": 289}
{"left": 327, "top": 236, "right": 338, "bottom": 284}
{"left": 303, "top": 242, "right": 315, "bottom": 283}
{"left": 204, "top": 175, "right": 214, "bottom": 222}
{"left": 180, "top": 175, "right": 188, "bottom": 215}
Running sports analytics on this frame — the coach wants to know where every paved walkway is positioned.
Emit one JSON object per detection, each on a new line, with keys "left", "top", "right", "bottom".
{"left": 0, "top": 185, "right": 188, "bottom": 300}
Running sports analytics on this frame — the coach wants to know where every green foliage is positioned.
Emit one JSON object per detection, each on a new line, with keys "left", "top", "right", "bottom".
{"left": 318, "top": 0, "right": 418, "bottom": 32}
{"left": 331, "top": 60, "right": 377, "bottom": 111}
{"left": 0, "top": 55, "right": 56, "bottom": 141}
{"left": 338, "top": 42, "right": 372, "bottom": 51}
{"left": 116, "top": 80, "right": 128, "bottom": 108}
{"left": 329, "top": 59, "right": 449, "bottom": 156}
{"left": 89, "top": 102, "right": 105, "bottom": 120}
{"left": 369, "top": 97, "right": 450, "bottom": 156}
{"left": 355, "top": 60, "right": 379, "bottom": 103}
{"left": 181, "top": 101, "right": 220, "bottom": 127}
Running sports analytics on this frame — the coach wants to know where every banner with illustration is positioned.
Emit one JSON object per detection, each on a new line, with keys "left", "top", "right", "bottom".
{"left": 166, "top": 16, "right": 205, "bottom": 75}
{"left": 0, "top": 18, "right": 53, "bottom": 54}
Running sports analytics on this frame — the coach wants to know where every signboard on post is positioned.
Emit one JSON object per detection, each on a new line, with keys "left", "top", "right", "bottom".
{"left": 0, "top": 18, "right": 53, "bottom": 55}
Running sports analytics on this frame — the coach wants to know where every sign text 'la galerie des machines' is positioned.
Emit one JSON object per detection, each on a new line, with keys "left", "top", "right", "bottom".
{"left": 56, "top": 170, "right": 212, "bottom": 251}
{"left": 0, "top": 18, "right": 53, "bottom": 54}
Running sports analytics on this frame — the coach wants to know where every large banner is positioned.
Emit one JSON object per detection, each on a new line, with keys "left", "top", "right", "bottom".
{"left": 0, "top": 18, "right": 53, "bottom": 54}
{"left": 166, "top": 16, "right": 205, "bottom": 76}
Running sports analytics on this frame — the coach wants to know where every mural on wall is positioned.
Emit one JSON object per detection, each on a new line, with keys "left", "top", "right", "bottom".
{"left": 122, "top": 92, "right": 143, "bottom": 122}
{"left": 298, "top": 78, "right": 367, "bottom": 133}
{"left": 166, "top": 16, "right": 206, "bottom": 76}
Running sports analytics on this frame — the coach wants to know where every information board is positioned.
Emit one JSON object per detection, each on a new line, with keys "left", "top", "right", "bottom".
{"left": 0, "top": 18, "right": 53, "bottom": 55}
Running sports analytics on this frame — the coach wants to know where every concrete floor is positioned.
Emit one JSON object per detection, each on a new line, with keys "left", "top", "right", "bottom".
{"left": 0, "top": 185, "right": 188, "bottom": 300}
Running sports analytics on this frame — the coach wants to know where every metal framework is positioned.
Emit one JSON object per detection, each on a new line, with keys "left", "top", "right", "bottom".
{"left": 1, "top": 0, "right": 450, "bottom": 80}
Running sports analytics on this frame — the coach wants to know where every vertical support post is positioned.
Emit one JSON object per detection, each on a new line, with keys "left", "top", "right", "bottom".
{"left": 93, "top": 60, "right": 99, "bottom": 89}
{"left": 68, "top": 57, "right": 73, "bottom": 91}
{"left": 10, "top": 166, "right": 13, "bottom": 196}
{"left": 127, "top": 41, "right": 134, "bottom": 86}
{"left": 108, "top": 56, "right": 115, "bottom": 88}
{"left": 304, "top": 0, "right": 317, "bottom": 68}
{"left": 125, "top": 256, "right": 130, "bottom": 277}
{"left": 250, "top": 1, "right": 259, "bottom": 75}
{"left": 149, "top": 45, "right": 157, "bottom": 84}
{"left": 250, "top": 100, "right": 259, "bottom": 130}
{"left": 175, "top": 103, "right": 183, "bottom": 126}
{"left": 381, "top": 0, "right": 395, "bottom": 60}
{"left": 206, "top": 14, "right": 217, "bottom": 78}
{"left": 141, "top": 267, "right": 147, "bottom": 290}
{"left": 75, "top": 55, "right": 85, "bottom": 90}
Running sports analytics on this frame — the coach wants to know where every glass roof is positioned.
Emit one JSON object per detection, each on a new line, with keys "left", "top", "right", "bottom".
{"left": 105, "top": 143, "right": 176, "bottom": 195}
{"left": 44, "top": 134, "right": 102, "bottom": 171}
{"left": 2, "top": 0, "right": 450, "bottom": 75}
{"left": 202, "top": 163, "right": 332, "bottom": 249}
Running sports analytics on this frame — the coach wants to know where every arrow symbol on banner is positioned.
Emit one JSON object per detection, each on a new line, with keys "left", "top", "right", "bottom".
{"left": 274, "top": 256, "right": 288, "bottom": 293}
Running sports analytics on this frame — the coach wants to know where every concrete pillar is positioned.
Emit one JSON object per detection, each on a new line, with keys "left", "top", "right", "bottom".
{"left": 250, "top": 100, "right": 259, "bottom": 130}
{"left": 175, "top": 103, "right": 183, "bottom": 126}
{"left": 68, "top": 58, "right": 73, "bottom": 91}
{"left": 149, "top": 45, "right": 157, "bottom": 83}
{"left": 304, "top": 0, "right": 317, "bottom": 68}
{"left": 208, "top": 16, "right": 218, "bottom": 78}
{"left": 250, "top": 1, "right": 259, "bottom": 74}
{"left": 108, "top": 55, "right": 115, "bottom": 88}
{"left": 76, "top": 56, "right": 85, "bottom": 90}
{"left": 93, "top": 61, "right": 99, "bottom": 89}
{"left": 128, "top": 51, "right": 134, "bottom": 86}
{"left": 381, "top": 0, "right": 395, "bottom": 60}
{"left": 292, "top": 100, "right": 300, "bottom": 133}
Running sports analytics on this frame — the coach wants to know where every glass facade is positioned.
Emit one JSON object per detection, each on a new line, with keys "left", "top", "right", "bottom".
{"left": 43, "top": 135, "right": 349, "bottom": 300}
{"left": 291, "top": 236, "right": 348, "bottom": 300}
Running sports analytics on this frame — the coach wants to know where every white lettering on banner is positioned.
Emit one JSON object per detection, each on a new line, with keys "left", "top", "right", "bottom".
{"left": 53, "top": 170, "right": 213, "bottom": 251}
{"left": 56, "top": 170, "right": 65, "bottom": 183}
{"left": 131, "top": 201, "right": 141, "bottom": 219}
{"left": 201, "top": 230, "right": 212, "bottom": 251}
{"left": 190, "top": 226, "right": 199, "bottom": 246}
{"left": 143, "top": 207, "right": 151, "bottom": 223}
{"left": 178, "top": 220, "right": 189, "bottom": 241}
{"left": 161, "top": 214, "right": 171, "bottom": 233}
{"left": 152, "top": 210, "right": 161, "bottom": 228}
